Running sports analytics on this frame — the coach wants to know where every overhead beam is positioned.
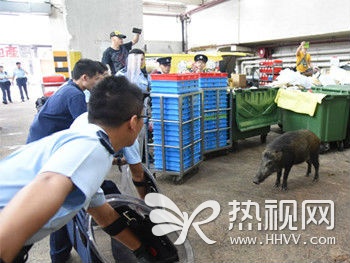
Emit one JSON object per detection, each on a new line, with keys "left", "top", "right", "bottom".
{"left": 144, "top": 0, "right": 205, "bottom": 5}
{"left": 143, "top": 1, "right": 187, "bottom": 16}
{"left": 0, "top": 0, "right": 51, "bottom": 15}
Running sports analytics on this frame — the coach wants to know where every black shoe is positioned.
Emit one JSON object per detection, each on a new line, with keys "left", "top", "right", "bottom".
{"left": 149, "top": 154, "right": 154, "bottom": 164}
{"left": 9, "top": 100, "right": 13, "bottom": 103}
{"left": 3, "top": 101, "right": 7, "bottom": 104}
{"left": 22, "top": 99, "right": 25, "bottom": 102}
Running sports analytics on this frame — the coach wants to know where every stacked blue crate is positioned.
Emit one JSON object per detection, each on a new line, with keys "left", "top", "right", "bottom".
{"left": 149, "top": 73, "right": 202, "bottom": 174}
{"left": 151, "top": 95, "right": 201, "bottom": 122}
{"left": 150, "top": 73, "right": 199, "bottom": 94}
{"left": 198, "top": 73, "right": 231, "bottom": 152}
{"left": 198, "top": 72, "right": 227, "bottom": 88}
{"left": 204, "top": 130, "right": 229, "bottom": 150}
{"left": 153, "top": 141, "right": 202, "bottom": 172}
{"left": 152, "top": 119, "right": 201, "bottom": 147}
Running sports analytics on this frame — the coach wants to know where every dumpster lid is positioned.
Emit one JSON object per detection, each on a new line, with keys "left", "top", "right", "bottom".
{"left": 275, "top": 88, "right": 327, "bottom": 116}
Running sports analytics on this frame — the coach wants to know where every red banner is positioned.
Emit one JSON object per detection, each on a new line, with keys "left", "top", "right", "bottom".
{"left": 0, "top": 45, "right": 19, "bottom": 58}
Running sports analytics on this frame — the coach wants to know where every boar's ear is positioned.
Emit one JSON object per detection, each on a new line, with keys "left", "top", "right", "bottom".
{"left": 274, "top": 150, "right": 283, "bottom": 160}
{"left": 263, "top": 151, "right": 273, "bottom": 159}
{"left": 264, "top": 150, "right": 282, "bottom": 160}
{"left": 262, "top": 150, "right": 269, "bottom": 158}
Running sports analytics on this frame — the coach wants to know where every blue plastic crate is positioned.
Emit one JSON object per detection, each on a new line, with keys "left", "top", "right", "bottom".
{"left": 153, "top": 135, "right": 201, "bottom": 147}
{"left": 204, "top": 130, "right": 229, "bottom": 150}
{"left": 151, "top": 80, "right": 197, "bottom": 88}
{"left": 153, "top": 129, "right": 201, "bottom": 146}
{"left": 203, "top": 119, "right": 228, "bottom": 130}
{"left": 204, "top": 103, "right": 217, "bottom": 110}
{"left": 151, "top": 96, "right": 191, "bottom": 108}
{"left": 204, "top": 142, "right": 216, "bottom": 150}
{"left": 151, "top": 98, "right": 197, "bottom": 110}
{"left": 154, "top": 145, "right": 201, "bottom": 159}
{"left": 153, "top": 119, "right": 201, "bottom": 131}
{"left": 154, "top": 154, "right": 201, "bottom": 172}
{"left": 153, "top": 142, "right": 202, "bottom": 172}
{"left": 219, "top": 100, "right": 229, "bottom": 108}
{"left": 203, "top": 90, "right": 216, "bottom": 96}
{"left": 199, "top": 78, "right": 227, "bottom": 88}
{"left": 219, "top": 110, "right": 228, "bottom": 120}
{"left": 151, "top": 107, "right": 191, "bottom": 114}
{"left": 151, "top": 79, "right": 199, "bottom": 94}
{"left": 152, "top": 120, "right": 201, "bottom": 146}
{"left": 219, "top": 118, "right": 228, "bottom": 128}
{"left": 204, "top": 111, "right": 216, "bottom": 119}
{"left": 204, "top": 120, "right": 216, "bottom": 130}
{"left": 151, "top": 110, "right": 201, "bottom": 121}
{"left": 151, "top": 94, "right": 202, "bottom": 121}
{"left": 203, "top": 89, "right": 228, "bottom": 109}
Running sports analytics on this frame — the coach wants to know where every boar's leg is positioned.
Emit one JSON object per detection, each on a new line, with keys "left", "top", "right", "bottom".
{"left": 306, "top": 160, "right": 312, "bottom": 177}
{"left": 274, "top": 169, "right": 282, "bottom": 188}
{"left": 310, "top": 154, "right": 320, "bottom": 182}
{"left": 281, "top": 166, "right": 292, "bottom": 191}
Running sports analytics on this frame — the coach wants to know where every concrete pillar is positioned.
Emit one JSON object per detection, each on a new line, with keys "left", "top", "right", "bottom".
{"left": 49, "top": 0, "right": 144, "bottom": 61}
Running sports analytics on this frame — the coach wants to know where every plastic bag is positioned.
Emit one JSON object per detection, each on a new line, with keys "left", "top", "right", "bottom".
{"left": 126, "top": 53, "right": 142, "bottom": 84}
{"left": 115, "top": 165, "right": 139, "bottom": 198}
{"left": 275, "top": 68, "right": 313, "bottom": 89}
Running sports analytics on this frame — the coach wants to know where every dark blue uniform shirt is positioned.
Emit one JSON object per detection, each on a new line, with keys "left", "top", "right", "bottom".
{"left": 26, "top": 80, "right": 87, "bottom": 143}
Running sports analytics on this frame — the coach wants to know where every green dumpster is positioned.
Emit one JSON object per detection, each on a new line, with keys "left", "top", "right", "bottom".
{"left": 231, "top": 87, "right": 279, "bottom": 146}
{"left": 279, "top": 87, "right": 350, "bottom": 149}
{"left": 311, "top": 85, "right": 350, "bottom": 148}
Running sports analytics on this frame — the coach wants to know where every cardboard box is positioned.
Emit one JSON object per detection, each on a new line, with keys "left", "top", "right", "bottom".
{"left": 231, "top": 74, "right": 246, "bottom": 88}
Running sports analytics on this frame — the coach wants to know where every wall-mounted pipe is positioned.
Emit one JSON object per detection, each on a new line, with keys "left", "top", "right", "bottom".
{"left": 237, "top": 48, "right": 350, "bottom": 74}
{"left": 239, "top": 55, "right": 350, "bottom": 74}
{"left": 184, "top": 0, "right": 229, "bottom": 16}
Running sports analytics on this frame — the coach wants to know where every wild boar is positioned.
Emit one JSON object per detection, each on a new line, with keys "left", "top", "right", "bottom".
{"left": 253, "top": 130, "right": 321, "bottom": 190}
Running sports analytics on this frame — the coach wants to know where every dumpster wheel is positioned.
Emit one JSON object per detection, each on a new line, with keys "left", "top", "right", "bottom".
{"left": 260, "top": 134, "right": 267, "bottom": 143}
{"left": 337, "top": 141, "right": 344, "bottom": 151}
{"left": 173, "top": 175, "right": 184, "bottom": 184}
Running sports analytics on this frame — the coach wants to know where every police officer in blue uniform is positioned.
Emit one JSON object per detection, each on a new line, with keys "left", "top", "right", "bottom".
{"left": 152, "top": 56, "right": 172, "bottom": 74}
{"left": 192, "top": 54, "right": 208, "bottom": 73}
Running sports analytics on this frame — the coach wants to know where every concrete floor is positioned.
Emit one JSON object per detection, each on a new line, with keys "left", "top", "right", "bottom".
{"left": 1, "top": 84, "right": 350, "bottom": 263}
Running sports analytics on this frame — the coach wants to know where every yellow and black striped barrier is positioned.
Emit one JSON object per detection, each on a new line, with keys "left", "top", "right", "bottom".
{"left": 53, "top": 50, "right": 81, "bottom": 79}
{"left": 53, "top": 51, "right": 69, "bottom": 79}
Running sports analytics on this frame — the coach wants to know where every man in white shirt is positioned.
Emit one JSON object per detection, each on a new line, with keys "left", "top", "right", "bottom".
{"left": 0, "top": 76, "right": 155, "bottom": 263}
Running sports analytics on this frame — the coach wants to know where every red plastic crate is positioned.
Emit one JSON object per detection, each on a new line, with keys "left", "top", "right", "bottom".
{"left": 42, "top": 75, "right": 66, "bottom": 87}
{"left": 259, "top": 61, "right": 273, "bottom": 66}
{"left": 273, "top": 59, "right": 283, "bottom": 64}
{"left": 259, "top": 59, "right": 283, "bottom": 66}
{"left": 274, "top": 67, "right": 282, "bottom": 74}
{"left": 42, "top": 75, "right": 66, "bottom": 97}
{"left": 198, "top": 72, "right": 227, "bottom": 78}
{"left": 150, "top": 73, "right": 199, "bottom": 81}
{"left": 42, "top": 75, "right": 65, "bottom": 82}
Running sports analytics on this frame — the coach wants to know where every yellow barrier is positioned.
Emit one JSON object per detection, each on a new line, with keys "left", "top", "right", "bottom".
{"left": 146, "top": 52, "right": 249, "bottom": 73}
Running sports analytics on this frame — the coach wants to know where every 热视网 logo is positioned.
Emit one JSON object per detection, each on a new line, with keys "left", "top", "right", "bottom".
{"left": 145, "top": 193, "right": 221, "bottom": 245}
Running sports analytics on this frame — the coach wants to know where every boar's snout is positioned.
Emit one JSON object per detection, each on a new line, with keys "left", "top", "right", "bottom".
{"left": 253, "top": 174, "right": 261, "bottom": 185}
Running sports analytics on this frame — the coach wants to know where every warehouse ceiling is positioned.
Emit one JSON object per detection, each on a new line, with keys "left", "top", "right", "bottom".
{"left": 0, "top": 0, "right": 228, "bottom": 17}
{"left": 142, "top": 0, "right": 228, "bottom": 16}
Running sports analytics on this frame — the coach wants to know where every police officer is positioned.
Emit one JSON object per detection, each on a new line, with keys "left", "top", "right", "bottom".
{"left": 152, "top": 56, "right": 172, "bottom": 74}
{"left": 12, "top": 62, "right": 29, "bottom": 102}
{"left": 0, "top": 65, "right": 12, "bottom": 104}
{"left": 192, "top": 54, "right": 208, "bottom": 73}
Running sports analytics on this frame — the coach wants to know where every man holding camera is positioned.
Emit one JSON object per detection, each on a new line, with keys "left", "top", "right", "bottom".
{"left": 102, "top": 28, "right": 142, "bottom": 75}
{"left": 295, "top": 41, "right": 317, "bottom": 76}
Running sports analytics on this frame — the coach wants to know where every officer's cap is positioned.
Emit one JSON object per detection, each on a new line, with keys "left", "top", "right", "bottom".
{"left": 156, "top": 57, "right": 172, "bottom": 66}
{"left": 194, "top": 54, "right": 208, "bottom": 63}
